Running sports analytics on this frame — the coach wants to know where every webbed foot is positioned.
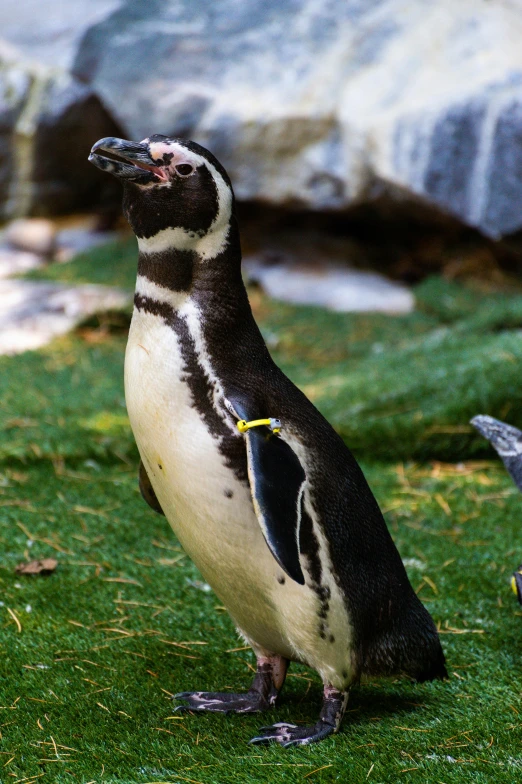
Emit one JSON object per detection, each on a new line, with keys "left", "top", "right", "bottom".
{"left": 249, "top": 684, "right": 348, "bottom": 747}
{"left": 249, "top": 719, "right": 336, "bottom": 746}
{"left": 175, "top": 689, "right": 270, "bottom": 714}
{"left": 174, "top": 654, "right": 288, "bottom": 715}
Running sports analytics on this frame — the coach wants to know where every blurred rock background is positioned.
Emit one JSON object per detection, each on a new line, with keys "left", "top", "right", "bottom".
{"left": 0, "top": 0, "right": 521, "bottom": 375}
{"left": 2, "top": 0, "right": 522, "bottom": 233}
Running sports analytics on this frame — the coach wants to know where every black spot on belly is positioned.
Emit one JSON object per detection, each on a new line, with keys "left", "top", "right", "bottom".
{"left": 134, "top": 293, "right": 248, "bottom": 485}
{"left": 329, "top": 634, "right": 335, "bottom": 644}
{"left": 158, "top": 463, "right": 163, "bottom": 470}
{"left": 224, "top": 489, "right": 233, "bottom": 498}
{"left": 318, "top": 603, "right": 329, "bottom": 619}
{"left": 342, "top": 669, "right": 348, "bottom": 679}
{"left": 277, "top": 575, "right": 285, "bottom": 585}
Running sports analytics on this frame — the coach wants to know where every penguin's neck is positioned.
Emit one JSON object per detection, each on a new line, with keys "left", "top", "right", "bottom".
{"left": 134, "top": 218, "right": 270, "bottom": 369}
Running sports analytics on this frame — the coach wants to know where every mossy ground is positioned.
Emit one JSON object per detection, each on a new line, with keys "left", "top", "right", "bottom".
{"left": 2, "top": 240, "right": 522, "bottom": 782}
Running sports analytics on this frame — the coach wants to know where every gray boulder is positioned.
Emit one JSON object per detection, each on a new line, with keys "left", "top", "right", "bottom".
{"left": 0, "top": 50, "right": 30, "bottom": 213}
{"left": 0, "top": 54, "right": 123, "bottom": 219}
{"left": 0, "top": 279, "right": 130, "bottom": 355}
{"left": 0, "top": 0, "right": 123, "bottom": 218}
{"left": 1, "top": 0, "right": 522, "bottom": 237}
{"left": 72, "top": 0, "right": 522, "bottom": 238}
{"left": 0, "top": 0, "right": 121, "bottom": 71}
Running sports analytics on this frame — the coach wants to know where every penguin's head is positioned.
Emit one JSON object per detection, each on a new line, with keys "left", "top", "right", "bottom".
{"left": 89, "top": 135, "right": 234, "bottom": 259}
{"left": 471, "top": 415, "right": 522, "bottom": 457}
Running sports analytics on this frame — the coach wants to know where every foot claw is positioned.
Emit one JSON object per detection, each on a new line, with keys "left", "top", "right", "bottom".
{"left": 253, "top": 722, "right": 297, "bottom": 736}
{"left": 249, "top": 720, "right": 335, "bottom": 746}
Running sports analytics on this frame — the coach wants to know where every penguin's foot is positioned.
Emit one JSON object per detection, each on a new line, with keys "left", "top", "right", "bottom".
{"left": 174, "top": 689, "right": 270, "bottom": 714}
{"left": 174, "top": 654, "right": 288, "bottom": 715}
{"left": 249, "top": 684, "right": 349, "bottom": 747}
{"left": 249, "top": 719, "right": 336, "bottom": 746}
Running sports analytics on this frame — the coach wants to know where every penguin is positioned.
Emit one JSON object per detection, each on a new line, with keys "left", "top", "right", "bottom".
{"left": 471, "top": 415, "right": 522, "bottom": 490}
{"left": 471, "top": 415, "right": 522, "bottom": 604}
{"left": 89, "top": 135, "right": 447, "bottom": 747}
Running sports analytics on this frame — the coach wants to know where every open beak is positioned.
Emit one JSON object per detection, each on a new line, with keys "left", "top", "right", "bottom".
{"left": 88, "top": 137, "right": 167, "bottom": 183}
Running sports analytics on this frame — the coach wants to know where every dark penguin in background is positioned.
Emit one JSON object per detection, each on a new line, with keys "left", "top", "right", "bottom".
{"left": 471, "top": 415, "right": 522, "bottom": 602}
{"left": 471, "top": 415, "right": 522, "bottom": 490}
{"left": 89, "top": 135, "right": 447, "bottom": 746}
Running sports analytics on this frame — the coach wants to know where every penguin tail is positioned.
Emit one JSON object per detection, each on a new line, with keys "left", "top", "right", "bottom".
{"left": 397, "top": 600, "right": 448, "bottom": 683}
{"left": 411, "top": 644, "right": 448, "bottom": 683}
{"left": 361, "top": 595, "right": 448, "bottom": 682}
{"left": 400, "top": 617, "right": 448, "bottom": 683}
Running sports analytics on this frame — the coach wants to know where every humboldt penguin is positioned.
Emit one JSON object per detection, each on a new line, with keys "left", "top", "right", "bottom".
{"left": 89, "top": 135, "right": 447, "bottom": 746}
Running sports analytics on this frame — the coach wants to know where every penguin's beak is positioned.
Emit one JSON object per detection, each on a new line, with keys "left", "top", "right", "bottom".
{"left": 88, "top": 137, "right": 168, "bottom": 183}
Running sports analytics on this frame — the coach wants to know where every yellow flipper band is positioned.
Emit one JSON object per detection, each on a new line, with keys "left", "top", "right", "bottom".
{"left": 512, "top": 573, "right": 521, "bottom": 596}
{"left": 237, "top": 418, "right": 281, "bottom": 434}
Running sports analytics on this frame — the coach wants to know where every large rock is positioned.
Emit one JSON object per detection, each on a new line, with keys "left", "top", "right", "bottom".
{"left": 0, "top": 279, "right": 130, "bottom": 354}
{"left": 0, "top": 0, "right": 121, "bottom": 71}
{"left": 245, "top": 258, "right": 414, "bottom": 314}
{"left": 5, "top": 218, "right": 56, "bottom": 255}
{"left": 71, "top": 0, "right": 522, "bottom": 238}
{"left": 243, "top": 230, "right": 414, "bottom": 313}
{"left": 1, "top": 0, "right": 522, "bottom": 237}
{"left": 0, "top": 47, "right": 30, "bottom": 213}
{"left": 0, "top": 1, "right": 123, "bottom": 218}
{"left": 0, "top": 54, "right": 123, "bottom": 219}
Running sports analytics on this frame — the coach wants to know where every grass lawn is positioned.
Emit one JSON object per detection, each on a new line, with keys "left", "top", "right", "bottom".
{"left": 1, "top": 239, "right": 522, "bottom": 782}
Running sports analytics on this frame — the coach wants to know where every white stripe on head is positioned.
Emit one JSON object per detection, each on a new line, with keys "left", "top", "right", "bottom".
{"left": 137, "top": 141, "right": 233, "bottom": 261}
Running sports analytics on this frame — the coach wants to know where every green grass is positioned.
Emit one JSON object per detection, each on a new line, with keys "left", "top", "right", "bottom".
{"left": 1, "top": 460, "right": 522, "bottom": 782}
{"left": 24, "top": 237, "right": 139, "bottom": 290}
{"left": 6, "top": 239, "right": 522, "bottom": 464}
{"left": 1, "top": 239, "right": 522, "bottom": 781}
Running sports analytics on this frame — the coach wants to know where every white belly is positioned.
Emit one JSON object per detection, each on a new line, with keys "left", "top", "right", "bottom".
{"left": 125, "top": 307, "right": 354, "bottom": 687}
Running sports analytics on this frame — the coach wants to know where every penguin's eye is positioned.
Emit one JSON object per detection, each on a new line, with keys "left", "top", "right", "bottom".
{"left": 175, "top": 164, "right": 194, "bottom": 176}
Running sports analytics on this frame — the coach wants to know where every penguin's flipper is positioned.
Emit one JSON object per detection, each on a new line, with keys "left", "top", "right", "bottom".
{"left": 138, "top": 461, "right": 165, "bottom": 516}
{"left": 244, "top": 426, "right": 306, "bottom": 585}
{"left": 238, "top": 418, "right": 306, "bottom": 585}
